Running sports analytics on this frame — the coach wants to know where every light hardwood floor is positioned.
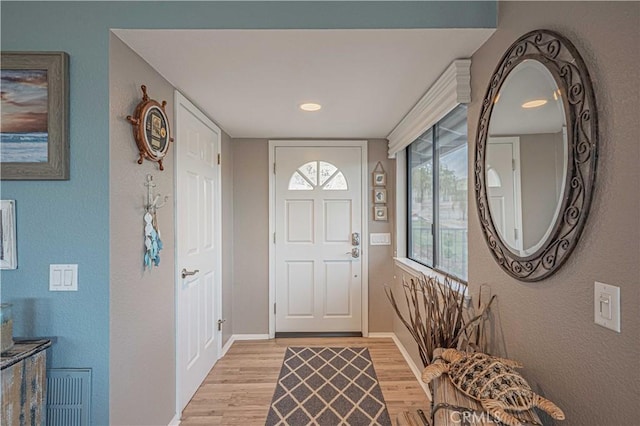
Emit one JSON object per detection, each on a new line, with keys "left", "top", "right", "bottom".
{"left": 181, "top": 337, "right": 430, "bottom": 425}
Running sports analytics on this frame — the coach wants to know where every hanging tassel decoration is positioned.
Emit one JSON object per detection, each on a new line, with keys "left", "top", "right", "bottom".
{"left": 144, "top": 211, "right": 163, "bottom": 269}
{"left": 143, "top": 174, "right": 166, "bottom": 270}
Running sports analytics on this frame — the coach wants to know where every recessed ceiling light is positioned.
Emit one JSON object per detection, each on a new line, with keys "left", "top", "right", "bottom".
{"left": 300, "top": 103, "right": 322, "bottom": 112}
{"left": 522, "top": 99, "right": 548, "bottom": 109}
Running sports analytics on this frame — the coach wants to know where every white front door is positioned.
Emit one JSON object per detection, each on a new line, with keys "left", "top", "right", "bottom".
{"left": 175, "top": 92, "right": 222, "bottom": 413}
{"left": 274, "top": 145, "right": 364, "bottom": 333}
{"left": 487, "top": 136, "right": 523, "bottom": 251}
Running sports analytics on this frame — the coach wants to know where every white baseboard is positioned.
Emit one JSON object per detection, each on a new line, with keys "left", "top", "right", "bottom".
{"left": 367, "top": 332, "right": 395, "bottom": 338}
{"left": 368, "top": 332, "right": 432, "bottom": 401}
{"left": 168, "top": 413, "right": 181, "bottom": 426}
{"left": 220, "top": 334, "right": 270, "bottom": 358}
{"left": 220, "top": 335, "right": 236, "bottom": 358}
{"left": 234, "top": 334, "right": 270, "bottom": 340}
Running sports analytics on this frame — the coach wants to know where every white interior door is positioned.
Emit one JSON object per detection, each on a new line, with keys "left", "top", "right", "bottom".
{"left": 487, "top": 137, "right": 522, "bottom": 251}
{"left": 175, "top": 91, "right": 222, "bottom": 413}
{"left": 274, "top": 145, "right": 363, "bottom": 333}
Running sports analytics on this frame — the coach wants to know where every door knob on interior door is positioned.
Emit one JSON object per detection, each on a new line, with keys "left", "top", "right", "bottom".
{"left": 346, "top": 247, "right": 360, "bottom": 258}
{"left": 217, "top": 319, "right": 226, "bottom": 331}
{"left": 181, "top": 268, "right": 200, "bottom": 279}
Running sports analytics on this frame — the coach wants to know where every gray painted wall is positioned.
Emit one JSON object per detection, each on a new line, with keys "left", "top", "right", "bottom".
{"left": 109, "top": 35, "right": 235, "bottom": 423}
{"left": 232, "top": 139, "right": 395, "bottom": 334}
{"left": 109, "top": 34, "right": 176, "bottom": 425}
{"left": 367, "top": 140, "right": 396, "bottom": 333}
{"left": 396, "top": 2, "right": 640, "bottom": 425}
{"left": 468, "top": 3, "right": 640, "bottom": 423}
{"left": 232, "top": 139, "right": 271, "bottom": 334}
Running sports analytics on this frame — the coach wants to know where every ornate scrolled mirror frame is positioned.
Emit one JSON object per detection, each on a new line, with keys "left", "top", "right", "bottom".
{"left": 475, "top": 30, "right": 598, "bottom": 281}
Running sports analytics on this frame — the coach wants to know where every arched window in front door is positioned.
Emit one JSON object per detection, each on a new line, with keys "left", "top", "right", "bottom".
{"left": 288, "top": 161, "right": 348, "bottom": 191}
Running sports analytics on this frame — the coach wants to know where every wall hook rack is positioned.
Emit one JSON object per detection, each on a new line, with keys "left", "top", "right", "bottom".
{"left": 144, "top": 174, "right": 168, "bottom": 213}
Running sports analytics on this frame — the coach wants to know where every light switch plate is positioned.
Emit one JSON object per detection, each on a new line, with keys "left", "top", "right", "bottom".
{"left": 50, "top": 264, "right": 78, "bottom": 291}
{"left": 370, "top": 233, "right": 391, "bottom": 246}
{"left": 594, "top": 281, "right": 620, "bottom": 332}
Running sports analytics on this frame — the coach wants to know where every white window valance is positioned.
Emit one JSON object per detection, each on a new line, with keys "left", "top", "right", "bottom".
{"left": 387, "top": 59, "right": 471, "bottom": 158}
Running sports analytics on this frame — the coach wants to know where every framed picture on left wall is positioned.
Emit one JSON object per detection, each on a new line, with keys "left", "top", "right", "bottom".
{"left": 0, "top": 52, "right": 69, "bottom": 180}
{"left": 0, "top": 200, "right": 17, "bottom": 269}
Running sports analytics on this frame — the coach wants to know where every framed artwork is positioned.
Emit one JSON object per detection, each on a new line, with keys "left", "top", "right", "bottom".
{"left": 373, "top": 172, "right": 386, "bottom": 187}
{"left": 0, "top": 200, "right": 17, "bottom": 270}
{"left": 374, "top": 205, "right": 388, "bottom": 221}
{"left": 373, "top": 188, "right": 387, "bottom": 204}
{"left": 1, "top": 52, "right": 69, "bottom": 180}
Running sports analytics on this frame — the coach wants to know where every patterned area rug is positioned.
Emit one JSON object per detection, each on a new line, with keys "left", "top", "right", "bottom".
{"left": 265, "top": 347, "right": 392, "bottom": 426}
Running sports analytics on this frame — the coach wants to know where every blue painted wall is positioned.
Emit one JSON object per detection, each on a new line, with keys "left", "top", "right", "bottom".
{"left": 1, "top": 2, "right": 495, "bottom": 424}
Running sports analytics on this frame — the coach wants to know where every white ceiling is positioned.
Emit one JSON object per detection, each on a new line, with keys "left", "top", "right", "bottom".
{"left": 113, "top": 29, "right": 494, "bottom": 138}
{"left": 489, "top": 59, "right": 565, "bottom": 136}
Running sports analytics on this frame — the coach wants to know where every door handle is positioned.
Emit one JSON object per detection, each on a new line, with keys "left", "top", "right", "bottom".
{"left": 345, "top": 247, "right": 360, "bottom": 258}
{"left": 181, "top": 268, "right": 200, "bottom": 279}
{"left": 217, "top": 319, "right": 226, "bottom": 331}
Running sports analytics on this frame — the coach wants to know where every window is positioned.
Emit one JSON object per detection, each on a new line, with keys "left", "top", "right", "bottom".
{"left": 407, "top": 104, "right": 468, "bottom": 280}
{"left": 288, "top": 161, "right": 348, "bottom": 191}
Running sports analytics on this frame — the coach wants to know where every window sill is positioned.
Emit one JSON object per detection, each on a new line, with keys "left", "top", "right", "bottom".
{"left": 393, "top": 257, "right": 470, "bottom": 300}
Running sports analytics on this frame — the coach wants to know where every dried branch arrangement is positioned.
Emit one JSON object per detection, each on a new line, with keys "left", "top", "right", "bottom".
{"left": 385, "top": 274, "right": 495, "bottom": 367}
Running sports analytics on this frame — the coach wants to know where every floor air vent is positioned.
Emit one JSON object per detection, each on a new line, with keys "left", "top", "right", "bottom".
{"left": 46, "top": 369, "right": 91, "bottom": 426}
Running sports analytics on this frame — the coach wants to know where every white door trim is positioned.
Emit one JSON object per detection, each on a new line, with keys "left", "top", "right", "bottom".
{"left": 268, "top": 140, "right": 369, "bottom": 338}
{"left": 174, "top": 90, "right": 223, "bottom": 415}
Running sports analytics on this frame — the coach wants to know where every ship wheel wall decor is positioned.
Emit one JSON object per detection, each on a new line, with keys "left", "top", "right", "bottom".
{"left": 127, "top": 85, "right": 173, "bottom": 170}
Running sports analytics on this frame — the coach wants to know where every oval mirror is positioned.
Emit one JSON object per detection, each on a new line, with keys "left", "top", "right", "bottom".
{"left": 475, "top": 30, "right": 598, "bottom": 281}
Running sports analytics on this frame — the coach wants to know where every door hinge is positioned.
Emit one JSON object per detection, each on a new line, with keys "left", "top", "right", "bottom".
{"left": 512, "top": 159, "right": 516, "bottom": 171}
{"left": 217, "top": 153, "right": 221, "bottom": 165}
{"left": 514, "top": 228, "right": 519, "bottom": 240}
{"left": 273, "top": 162, "right": 276, "bottom": 174}
{"left": 274, "top": 303, "right": 277, "bottom": 314}
{"left": 273, "top": 232, "right": 276, "bottom": 244}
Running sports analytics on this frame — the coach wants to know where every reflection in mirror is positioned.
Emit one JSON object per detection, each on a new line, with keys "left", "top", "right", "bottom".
{"left": 486, "top": 60, "right": 567, "bottom": 256}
